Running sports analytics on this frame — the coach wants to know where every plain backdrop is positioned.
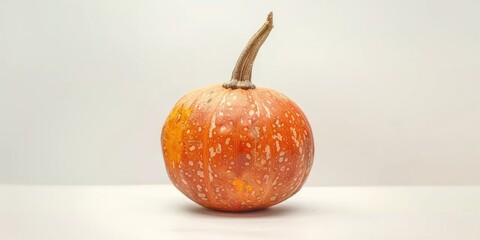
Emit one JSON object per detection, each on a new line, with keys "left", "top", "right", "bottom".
{"left": 1, "top": 0, "right": 479, "bottom": 185}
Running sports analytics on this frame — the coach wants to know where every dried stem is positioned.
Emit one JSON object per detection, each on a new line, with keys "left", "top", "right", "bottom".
{"left": 223, "top": 12, "right": 274, "bottom": 90}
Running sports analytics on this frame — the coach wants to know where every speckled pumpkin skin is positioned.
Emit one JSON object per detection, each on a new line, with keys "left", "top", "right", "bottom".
{"left": 161, "top": 84, "right": 314, "bottom": 211}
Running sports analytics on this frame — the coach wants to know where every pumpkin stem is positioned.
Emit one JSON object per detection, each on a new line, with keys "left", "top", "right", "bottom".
{"left": 223, "top": 12, "right": 274, "bottom": 90}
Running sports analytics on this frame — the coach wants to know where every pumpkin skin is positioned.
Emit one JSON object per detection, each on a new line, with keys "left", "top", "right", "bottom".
{"left": 161, "top": 85, "right": 314, "bottom": 211}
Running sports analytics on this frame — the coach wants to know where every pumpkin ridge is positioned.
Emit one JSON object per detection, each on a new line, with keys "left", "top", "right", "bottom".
{"left": 287, "top": 99, "right": 314, "bottom": 189}
{"left": 253, "top": 89, "right": 275, "bottom": 207}
{"left": 200, "top": 88, "right": 228, "bottom": 209}
{"left": 177, "top": 87, "right": 212, "bottom": 201}
{"left": 162, "top": 88, "right": 204, "bottom": 190}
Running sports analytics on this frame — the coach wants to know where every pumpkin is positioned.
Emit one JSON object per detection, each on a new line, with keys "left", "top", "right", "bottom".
{"left": 161, "top": 12, "right": 314, "bottom": 212}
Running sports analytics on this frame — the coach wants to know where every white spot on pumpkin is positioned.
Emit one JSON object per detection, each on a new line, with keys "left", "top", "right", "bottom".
{"left": 246, "top": 143, "right": 251, "bottom": 148}
{"left": 189, "top": 146, "right": 196, "bottom": 151}
{"left": 246, "top": 154, "right": 251, "bottom": 160}
{"left": 219, "top": 92, "right": 228, "bottom": 104}
{"left": 270, "top": 196, "right": 277, "bottom": 201}
{"left": 225, "top": 138, "right": 231, "bottom": 145}
{"left": 254, "top": 126, "right": 260, "bottom": 137}
{"left": 279, "top": 151, "right": 285, "bottom": 156}
{"left": 275, "top": 141, "right": 280, "bottom": 151}
{"left": 290, "top": 127, "right": 300, "bottom": 147}
{"left": 254, "top": 101, "right": 261, "bottom": 116}
{"left": 198, "top": 193, "right": 206, "bottom": 198}
{"left": 272, "top": 133, "right": 283, "bottom": 141}
{"left": 220, "top": 126, "right": 226, "bottom": 132}
{"left": 248, "top": 110, "right": 254, "bottom": 115}
{"left": 209, "top": 147, "right": 216, "bottom": 157}
{"left": 208, "top": 166, "right": 214, "bottom": 182}
{"left": 272, "top": 177, "right": 279, "bottom": 185}
{"left": 265, "top": 145, "right": 271, "bottom": 160}
{"left": 197, "top": 171, "right": 204, "bottom": 178}
{"left": 263, "top": 104, "right": 271, "bottom": 118}
{"left": 188, "top": 161, "right": 193, "bottom": 166}
{"left": 209, "top": 115, "right": 216, "bottom": 138}
{"left": 291, "top": 127, "right": 297, "bottom": 137}
{"left": 275, "top": 119, "right": 281, "bottom": 127}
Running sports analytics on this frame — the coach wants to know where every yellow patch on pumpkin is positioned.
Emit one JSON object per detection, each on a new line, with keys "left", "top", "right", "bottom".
{"left": 233, "top": 178, "right": 253, "bottom": 192}
{"left": 163, "top": 104, "right": 193, "bottom": 166}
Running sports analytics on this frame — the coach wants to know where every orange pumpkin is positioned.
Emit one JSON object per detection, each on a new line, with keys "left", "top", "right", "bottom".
{"left": 161, "top": 13, "right": 314, "bottom": 212}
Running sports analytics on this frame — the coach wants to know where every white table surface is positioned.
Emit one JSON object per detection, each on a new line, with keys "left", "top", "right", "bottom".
{"left": 1, "top": 185, "right": 479, "bottom": 240}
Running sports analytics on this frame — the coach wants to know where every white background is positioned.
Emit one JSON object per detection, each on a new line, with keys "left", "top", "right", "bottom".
{"left": 1, "top": 0, "right": 479, "bottom": 185}
{"left": 3, "top": 185, "right": 480, "bottom": 240}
